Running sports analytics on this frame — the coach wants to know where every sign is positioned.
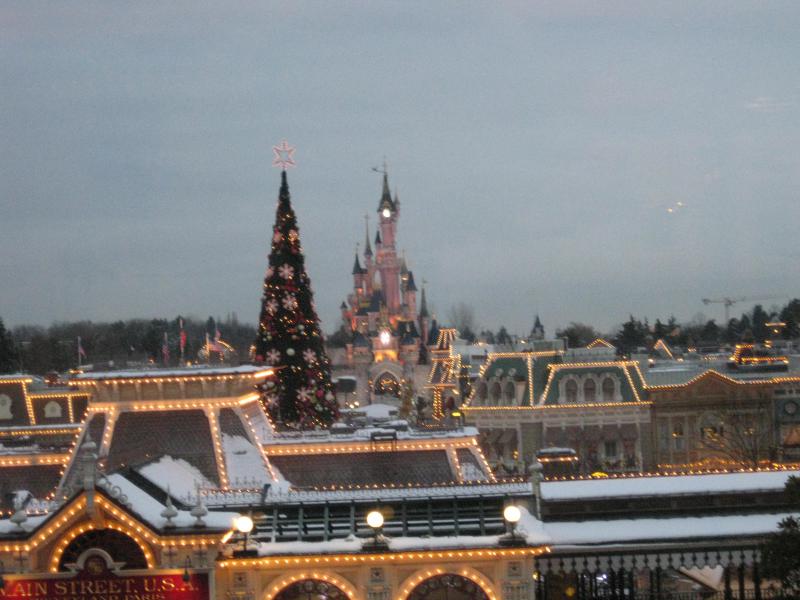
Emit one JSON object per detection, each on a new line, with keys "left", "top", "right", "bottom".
{"left": 0, "top": 557, "right": 209, "bottom": 600}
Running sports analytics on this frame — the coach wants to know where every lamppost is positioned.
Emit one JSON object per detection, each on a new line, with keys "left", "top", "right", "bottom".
{"left": 363, "top": 510, "right": 388, "bottom": 551}
{"left": 232, "top": 515, "right": 256, "bottom": 557}
{"left": 500, "top": 505, "right": 524, "bottom": 547}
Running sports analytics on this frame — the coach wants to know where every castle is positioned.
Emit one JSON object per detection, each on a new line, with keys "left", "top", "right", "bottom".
{"left": 334, "top": 170, "right": 436, "bottom": 404}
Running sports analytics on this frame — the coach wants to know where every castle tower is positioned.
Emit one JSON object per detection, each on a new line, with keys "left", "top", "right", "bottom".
{"left": 376, "top": 172, "right": 402, "bottom": 312}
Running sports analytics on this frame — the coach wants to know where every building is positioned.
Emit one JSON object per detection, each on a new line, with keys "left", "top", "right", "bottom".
{"left": 462, "top": 345, "right": 652, "bottom": 474}
{"left": 0, "top": 366, "right": 795, "bottom": 600}
{"left": 0, "top": 374, "right": 90, "bottom": 516}
{"left": 333, "top": 171, "right": 434, "bottom": 406}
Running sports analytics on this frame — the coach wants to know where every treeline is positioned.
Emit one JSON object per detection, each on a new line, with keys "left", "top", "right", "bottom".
{"left": 554, "top": 300, "right": 800, "bottom": 355}
{"left": 0, "top": 316, "right": 256, "bottom": 375}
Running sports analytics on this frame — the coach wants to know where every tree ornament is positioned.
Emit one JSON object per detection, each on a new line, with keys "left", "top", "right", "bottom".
{"left": 278, "top": 264, "right": 295, "bottom": 280}
{"left": 266, "top": 349, "right": 281, "bottom": 364}
{"left": 282, "top": 293, "right": 298, "bottom": 311}
{"left": 266, "top": 299, "right": 279, "bottom": 315}
{"left": 286, "top": 348, "right": 295, "bottom": 356}
{"left": 303, "top": 349, "right": 316, "bottom": 363}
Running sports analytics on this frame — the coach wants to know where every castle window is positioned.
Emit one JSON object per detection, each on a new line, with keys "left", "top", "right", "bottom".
{"left": 602, "top": 377, "right": 615, "bottom": 402}
{"left": 583, "top": 379, "right": 596, "bottom": 403}
{"left": 565, "top": 380, "right": 578, "bottom": 403}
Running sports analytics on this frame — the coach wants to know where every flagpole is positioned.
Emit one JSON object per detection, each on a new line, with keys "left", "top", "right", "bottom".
{"left": 179, "top": 318, "right": 185, "bottom": 365}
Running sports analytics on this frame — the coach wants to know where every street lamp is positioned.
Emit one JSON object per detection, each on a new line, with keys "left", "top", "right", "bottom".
{"left": 363, "top": 510, "right": 388, "bottom": 551}
{"left": 500, "top": 505, "right": 525, "bottom": 547}
{"left": 232, "top": 515, "right": 256, "bottom": 557}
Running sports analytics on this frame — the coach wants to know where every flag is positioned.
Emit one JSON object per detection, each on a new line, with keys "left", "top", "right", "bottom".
{"left": 162, "top": 332, "right": 170, "bottom": 364}
{"left": 77, "top": 336, "right": 87, "bottom": 363}
{"left": 179, "top": 319, "right": 187, "bottom": 353}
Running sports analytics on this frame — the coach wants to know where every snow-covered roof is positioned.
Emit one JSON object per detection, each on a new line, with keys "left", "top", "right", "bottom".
{"left": 101, "top": 473, "right": 238, "bottom": 530}
{"left": 71, "top": 364, "right": 272, "bottom": 381}
{"left": 137, "top": 456, "right": 215, "bottom": 499}
{"left": 264, "top": 426, "right": 479, "bottom": 445}
{"left": 541, "top": 469, "right": 800, "bottom": 501}
{"left": 545, "top": 512, "right": 795, "bottom": 546}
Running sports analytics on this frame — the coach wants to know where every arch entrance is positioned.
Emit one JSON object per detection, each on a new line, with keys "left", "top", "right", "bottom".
{"left": 273, "top": 579, "right": 349, "bottom": 600}
{"left": 408, "top": 574, "right": 490, "bottom": 600}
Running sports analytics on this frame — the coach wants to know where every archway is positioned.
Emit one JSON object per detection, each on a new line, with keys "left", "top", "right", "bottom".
{"left": 404, "top": 573, "right": 492, "bottom": 600}
{"left": 374, "top": 372, "right": 400, "bottom": 397}
{"left": 265, "top": 574, "right": 357, "bottom": 600}
{"left": 58, "top": 528, "right": 148, "bottom": 571}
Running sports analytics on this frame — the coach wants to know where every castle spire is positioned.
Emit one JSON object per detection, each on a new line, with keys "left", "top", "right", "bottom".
{"left": 364, "top": 213, "right": 372, "bottom": 257}
{"left": 419, "top": 284, "right": 429, "bottom": 318}
{"left": 378, "top": 169, "right": 395, "bottom": 215}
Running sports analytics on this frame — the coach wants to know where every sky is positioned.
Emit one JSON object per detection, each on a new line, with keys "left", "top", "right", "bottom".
{"left": 1, "top": 1, "right": 799, "bottom": 336}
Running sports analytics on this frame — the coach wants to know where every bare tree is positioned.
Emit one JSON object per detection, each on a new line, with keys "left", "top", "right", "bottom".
{"left": 447, "top": 303, "right": 476, "bottom": 334}
{"left": 696, "top": 410, "right": 775, "bottom": 469}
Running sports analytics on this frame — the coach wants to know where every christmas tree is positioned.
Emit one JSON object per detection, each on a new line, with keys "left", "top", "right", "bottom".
{"left": 254, "top": 168, "right": 338, "bottom": 428}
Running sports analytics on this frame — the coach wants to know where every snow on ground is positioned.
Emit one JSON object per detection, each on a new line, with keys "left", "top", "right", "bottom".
{"left": 222, "top": 434, "right": 271, "bottom": 487}
{"left": 543, "top": 512, "right": 796, "bottom": 546}
{"left": 137, "top": 456, "right": 214, "bottom": 500}
{"left": 340, "top": 403, "right": 398, "bottom": 420}
{"left": 542, "top": 470, "right": 800, "bottom": 500}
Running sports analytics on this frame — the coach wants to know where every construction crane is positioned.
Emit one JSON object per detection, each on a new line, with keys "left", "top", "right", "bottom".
{"left": 701, "top": 295, "right": 786, "bottom": 323}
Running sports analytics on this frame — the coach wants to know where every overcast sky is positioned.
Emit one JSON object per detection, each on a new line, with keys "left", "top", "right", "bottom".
{"left": 1, "top": 1, "right": 799, "bottom": 336}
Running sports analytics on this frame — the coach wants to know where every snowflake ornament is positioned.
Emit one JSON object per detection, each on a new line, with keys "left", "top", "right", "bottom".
{"left": 282, "top": 293, "right": 298, "bottom": 311}
{"left": 297, "top": 387, "right": 313, "bottom": 403}
{"left": 303, "top": 349, "right": 316, "bottom": 363}
{"left": 266, "top": 349, "right": 281, "bottom": 364}
{"left": 265, "top": 266, "right": 274, "bottom": 278}
{"left": 266, "top": 299, "right": 279, "bottom": 315}
{"left": 273, "top": 231, "right": 283, "bottom": 244}
{"left": 278, "top": 263, "right": 294, "bottom": 280}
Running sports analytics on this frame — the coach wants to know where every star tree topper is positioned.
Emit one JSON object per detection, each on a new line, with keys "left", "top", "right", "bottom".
{"left": 272, "top": 139, "right": 296, "bottom": 170}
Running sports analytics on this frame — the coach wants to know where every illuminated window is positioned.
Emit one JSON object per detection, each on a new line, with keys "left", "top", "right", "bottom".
{"left": 672, "top": 421, "right": 685, "bottom": 451}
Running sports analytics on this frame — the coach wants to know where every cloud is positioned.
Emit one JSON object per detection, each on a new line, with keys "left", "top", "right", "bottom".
{"left": 744, "top": 96, "right": 793, "bottom": 112}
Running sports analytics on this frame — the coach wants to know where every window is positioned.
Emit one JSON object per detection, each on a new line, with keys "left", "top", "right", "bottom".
{"left": 604, "top": 440, "right": 618, "bottom": 458}
{"left": 44, "top": 400, "right": 62, "bottom": 418}
{"left": 672, "top": 421, "right": 685, "bottom": 451}
{"left": 504, "top": 381, "right": 515, "bottom": 403}
{"left": 658, "top": 422, "right": 669, "bottom": 452}
{"left": 491, "top": 382, "right": 502, "bottom": 404}
{"left": 583, "top": 379, "right": 596, "bottom": 403}
{"left": 602, "top": 377, "right": 615, "bottom": 402}
{"left": 565, "top": 380, "right": 578, "bottom": 403}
